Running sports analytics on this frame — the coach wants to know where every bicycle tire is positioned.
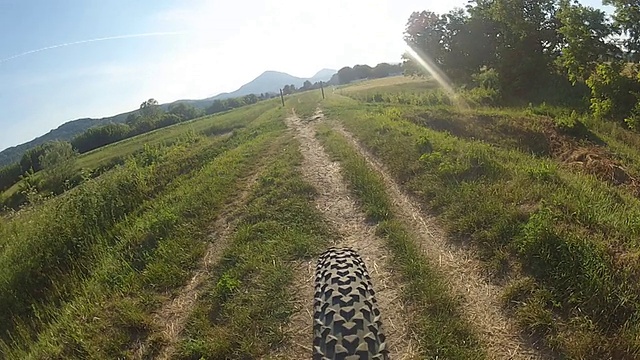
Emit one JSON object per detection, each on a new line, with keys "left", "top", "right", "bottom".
{"left": 313, "top": 247, "right": 389, "bottom": 360}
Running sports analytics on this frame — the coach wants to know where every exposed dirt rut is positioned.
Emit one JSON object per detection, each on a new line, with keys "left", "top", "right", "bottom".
{"left": 271, "top": 111, "right": 418, "bottom": 360}
{"left": 133, "top": 168, "right": 264, "bottom": 360}
{"left": 326, "top": 114, "right": 545, "bottom": 360}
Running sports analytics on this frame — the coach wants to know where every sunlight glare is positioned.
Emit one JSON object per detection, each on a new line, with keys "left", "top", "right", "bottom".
{"left": 404, "top": 45, "right": 468, "bottom": 110}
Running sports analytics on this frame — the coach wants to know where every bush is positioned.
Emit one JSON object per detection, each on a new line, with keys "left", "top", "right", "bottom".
{"left": 586, "top": 62, "right": 640, "bottom": 121}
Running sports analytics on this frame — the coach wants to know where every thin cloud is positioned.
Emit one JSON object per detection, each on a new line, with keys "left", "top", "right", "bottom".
{"left": 0, "top": 31, "right": 186, "bottom": 64}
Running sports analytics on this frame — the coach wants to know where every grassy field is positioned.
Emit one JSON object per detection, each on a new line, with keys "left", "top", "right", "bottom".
{"left": 175, "top": 136, "right": 332, "bottom": 359}
{"left": 5, "top": 75, "right": 640, "bottom": 359}
{"left": 321, "top": 77, "right": 640, "bottom": 358}
{"left": 0, "top": 100, "right": 280, "bottom": 206}
{"left": 0, "top": 101, "right": 287, "bottom": 358}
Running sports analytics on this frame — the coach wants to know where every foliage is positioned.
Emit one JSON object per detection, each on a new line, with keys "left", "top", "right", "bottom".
{"left": 330, "top": 63, "right": 403, "bottom": 85}
{"left": 402, "top": 0, "right": 640, "bottom": 124}
{"left": 205, "top": 94, "right": 262, "bottom": 115}
{"left": 404, "top": 0, "right": 561, "bottom": 95}
{"left": 282, "top": 83, "right": 296, "bottom": 95}
{"left": 604, "top": 0, "right": 640, "bottom": 60}
{"left": 168, "top": 103, "right": 204, "bottom": 120}
{"left": 557, "top": 1, "right": 619, "bottom": 84}
{"left": 139, "top": 98, "right": 160, "bottom": 118}
{"left": 0, "top": 163, "right": 21, "bottom": 191}
{"left": 71, "top": 123, "right": 131, "bottom": 153}
{"left": 586, "top": 62, "right": 640, "bottom": 122}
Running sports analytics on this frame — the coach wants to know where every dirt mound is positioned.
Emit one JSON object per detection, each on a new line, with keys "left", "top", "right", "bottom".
{"left": 541, "top": 119, "right": 640, "bottom": 194}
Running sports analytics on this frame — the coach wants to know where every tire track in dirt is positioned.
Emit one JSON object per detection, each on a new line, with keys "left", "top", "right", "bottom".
{"left": 133, "top": 166, "right": 267, "bottom": 360}
{"left": 271, "top": 110, "right": 419, "bottom": 359}
{"left": 323, "top": 111, "right": 546, "bottom": 360}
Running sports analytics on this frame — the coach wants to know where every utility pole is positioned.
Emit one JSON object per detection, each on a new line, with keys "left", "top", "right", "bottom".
{"left": 280, "top": 89, "right": 285, "bottom": 107}
{"left": 320, "top": 81, "right": 325, "bottom": 99}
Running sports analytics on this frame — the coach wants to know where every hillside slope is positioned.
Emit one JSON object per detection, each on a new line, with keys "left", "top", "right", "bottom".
{"left": 0, "top": 111, "right": 134, "bottom": 167}
{"left": 0, "top": 68, "right": 336, "bottom": 167}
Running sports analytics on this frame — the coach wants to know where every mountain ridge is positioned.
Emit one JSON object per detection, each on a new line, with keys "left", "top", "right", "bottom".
{"left": 0, "top": 68, "right": 337, "bottom": 167}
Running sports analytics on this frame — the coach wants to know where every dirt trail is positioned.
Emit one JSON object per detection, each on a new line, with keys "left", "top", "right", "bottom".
{"left": 133, "top": 169, "right": 264, "bottom": 360}
{"left": 272, "top": 110, "right": 419, "bottom": 360}
{"left": 323, "top": 112, "right": 545, "bottom": 360}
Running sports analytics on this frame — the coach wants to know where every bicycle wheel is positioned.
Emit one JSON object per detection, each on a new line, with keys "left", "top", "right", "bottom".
{"left": 313, "top": 247, "right": 389, "bottom": 360}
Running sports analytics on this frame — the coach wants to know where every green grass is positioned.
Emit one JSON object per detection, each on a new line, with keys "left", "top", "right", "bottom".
{"left": 0, "top": 99, "right": 280, "bottom": 206}
{"left": 0, "top": 103, "right": 287, "bottom": 358}
{"left": 75, "top": 101, "right": 278, "bottom": 170}
{"left": 176, "top": 136, "right": 332, "bottom": 359}
{"left": 316, "top": 124, "right": 485, "bottom": 359}
{"left": 322, "top": 82, "right": 640, "bottom": 358}
{"left": 285, "top": 89, "right": 325, "bottom": 119}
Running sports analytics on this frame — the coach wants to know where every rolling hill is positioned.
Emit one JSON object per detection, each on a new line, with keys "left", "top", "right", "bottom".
{"left": 0, "top": 68, "right": 336, "bottom": 167}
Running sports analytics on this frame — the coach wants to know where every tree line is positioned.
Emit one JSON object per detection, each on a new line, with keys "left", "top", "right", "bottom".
{"left": 403, "top": 0, "right": 640, "bottom": 127}
{"left": 276, "top": 62, "right": 404, "bottom": 98}
{"left": 329, "top": 63, "right": 403, "bottom": 85}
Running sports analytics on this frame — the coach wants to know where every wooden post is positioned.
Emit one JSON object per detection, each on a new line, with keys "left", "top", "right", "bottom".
{"left": 280, "top": 89, "right": 285, "bottom": 106}
{"left": 320, "top": 81, "right": 325, "bottom": 99}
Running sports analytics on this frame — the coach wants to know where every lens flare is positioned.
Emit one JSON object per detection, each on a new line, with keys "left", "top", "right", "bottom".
{"left": 404, "top": 45, "right": 468, "bottom": 110}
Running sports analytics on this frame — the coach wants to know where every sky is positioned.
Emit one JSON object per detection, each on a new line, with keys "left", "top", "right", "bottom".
{"left": 0, "top": 0, "right": 610, "bottom": 151}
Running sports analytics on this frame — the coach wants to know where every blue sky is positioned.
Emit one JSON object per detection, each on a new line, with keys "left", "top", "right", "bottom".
{"left": 0, "top": 0, "right": 611, "bottom": 151}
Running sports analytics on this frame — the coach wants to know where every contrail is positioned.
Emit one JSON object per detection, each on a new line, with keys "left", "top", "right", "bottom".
{"left": 0, "top": 31, "right": 186, "bottom": 64}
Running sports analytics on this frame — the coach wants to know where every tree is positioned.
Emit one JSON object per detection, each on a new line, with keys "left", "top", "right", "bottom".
{"left": 156, "top": 113, "right": 183, "bottom": 128}
{"left": 604, "top": 0, "right": 640, "bottom": 60}
{"left": 0, "top": 163, "right": 22, "bottom": 192}
{"left": 226, "top": 97, "right": 244, "bottom": 108}
{"left": 283, "top": 84, "right": 296, "bottom": 95}
{"left": 71, "top": 123, "right": 131, "bottom": 153}
{"left": 468, "top": 0, "right": 561, "bottom": 94}
{"left": 168, "top": 103, "right": 203, "bottom": 120}
{"left": 337, "top": 67, "right": 356, "bottom": 84}
{"left": 403, "top": 9, "right": 498, "bottom": 83}
{"left": 352, "top": 65, "right": 372, "bottom": 79}
{"left": 302, "top": 80, "right": 313, "bottom": 90}
{"left": 206, "top": 100, "right": 228, "bottom": 114}
{"left": 557, "top": 1, "right": 619, "bottom": 84}
{"left": 243, "top": 94, "right": 259, "bottom": 104}
{"left": 140, "top": 98, "right": 160, "bottom": 118}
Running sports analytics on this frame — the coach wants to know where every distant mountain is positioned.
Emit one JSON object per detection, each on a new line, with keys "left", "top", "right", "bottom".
{"left": 0, "top": 68, "right": 338, "bottom": 167}
{"left": 208, "top": 69, "right": 336, "bottom": 100}
{"left": 310, "top": 68, "right": 337, "bottom": 83}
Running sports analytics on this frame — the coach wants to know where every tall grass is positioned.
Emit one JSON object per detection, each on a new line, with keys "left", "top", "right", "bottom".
{"left": 176, "top": 136, "right": 332, "bottom": 359}
{"left": 0, "top": 105, "right": 286, "bottom": 358}
{"left": 0, "top": 100, "right": 281, "bottom": 208}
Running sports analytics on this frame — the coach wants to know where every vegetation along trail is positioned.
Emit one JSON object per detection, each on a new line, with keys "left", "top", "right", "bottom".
{"left": 136, "top": 163, "right": 269, "bottom": 360}
{"left": 318, "top": 108, "right": 545, "bottom": 360}
{"left": 276, "top": 109, "right": 418, "bottom": 359}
